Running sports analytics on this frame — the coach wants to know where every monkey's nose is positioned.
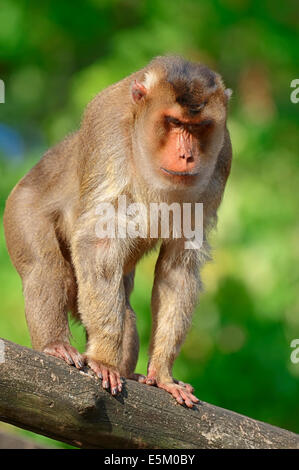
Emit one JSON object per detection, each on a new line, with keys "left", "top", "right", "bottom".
{"left": 179, "top": 154, "right": 194, "bottom": 163}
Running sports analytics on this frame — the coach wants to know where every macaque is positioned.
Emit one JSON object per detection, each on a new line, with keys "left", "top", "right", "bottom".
{"left": 4, "top": 56, "right": 232, "bottom": 407}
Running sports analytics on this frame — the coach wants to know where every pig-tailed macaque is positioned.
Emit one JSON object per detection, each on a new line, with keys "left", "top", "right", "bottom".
{"left": 4, "top": 56, "right": 232, "bottom": 407}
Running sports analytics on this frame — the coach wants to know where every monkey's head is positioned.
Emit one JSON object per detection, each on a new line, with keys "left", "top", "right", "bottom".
{"left": 130, "top": 56, "right": 232, "bottom": 193}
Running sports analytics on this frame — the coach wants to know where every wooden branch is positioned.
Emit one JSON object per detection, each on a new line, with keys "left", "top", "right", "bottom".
{"left": 0, "top": 338, "right": 298, "bottom": 449}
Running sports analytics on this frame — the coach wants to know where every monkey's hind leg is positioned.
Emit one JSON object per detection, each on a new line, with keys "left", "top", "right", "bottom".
{"left": 23, "top": 251, "right": 84, "bottom": 368}
{"left": 4, "top": 192, "right": 84, "bottom": 369}
{"left": 24, "top": 255, "right": 84, "bottom": 368}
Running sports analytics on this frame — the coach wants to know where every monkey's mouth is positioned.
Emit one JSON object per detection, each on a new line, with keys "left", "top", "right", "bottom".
{"left": 160, "top": 167, "right": 199, "bottom": 177}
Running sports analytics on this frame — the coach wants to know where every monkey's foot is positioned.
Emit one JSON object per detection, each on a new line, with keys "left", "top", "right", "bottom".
{"left": 173, "top": 378, "right": 194, "bottom": 393}
{"left": 85, "top": 358, "right": 123, "bottom": 396}
{"left": 156, "top": 382, "right": 199, "bottom": 408}
{"left": 130, "top": 373, "right": 193, "bottom": 393}
{"left": 43, "top": 342, "right": 84, "bottom": 369}
{"left": 143, "top": 369, "right": 198, "bottom": 407}
{"left": 144, "top": 372, "right": 194, "bottom": 393}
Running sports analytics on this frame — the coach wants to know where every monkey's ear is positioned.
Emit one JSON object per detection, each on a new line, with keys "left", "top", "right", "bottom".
{"left": 225, "top": 88, "right": 233, "bottom": 100}
{"left": 131, "top": 80, "right": 147, "bottom": 103}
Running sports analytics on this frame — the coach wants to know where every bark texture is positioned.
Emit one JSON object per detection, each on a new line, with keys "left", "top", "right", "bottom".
{"left": 0, "top": 338, "right": 298, "bottom": 449}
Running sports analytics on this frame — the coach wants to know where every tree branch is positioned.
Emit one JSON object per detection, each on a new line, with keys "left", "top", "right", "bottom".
{"left": 0, "top": 338, "right": 298, "bottom": 449}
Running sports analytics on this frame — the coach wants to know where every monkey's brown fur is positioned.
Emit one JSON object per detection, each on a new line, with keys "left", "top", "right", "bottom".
{"left": 4, "top": 56, "right": 232, "bottom": 406}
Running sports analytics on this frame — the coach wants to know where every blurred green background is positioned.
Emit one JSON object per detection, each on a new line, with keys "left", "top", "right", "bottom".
{"left": 0, "top": 0, "right": 298, "bottom": 448}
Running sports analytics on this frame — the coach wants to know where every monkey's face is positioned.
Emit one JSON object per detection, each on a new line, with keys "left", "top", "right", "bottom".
{"left": 151, "top": 105, "right": 225, "bottom": 189}
{"left": 131, "top": 65, "right": 230, "bottom": 193}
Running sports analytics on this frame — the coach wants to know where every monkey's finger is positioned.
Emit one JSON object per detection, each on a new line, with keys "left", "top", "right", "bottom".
{"left": 117, "top": 374, "right": 123, "bottom": 393}
{"left": 44, "top": 344, "right": 74, "bottom": 366}
{"left": 185, "top": 384, "right": 195, "bottom": 393}
{"left": 73, "top": 355, "right": 85, "bottom": 369}
{"left": 177, "top": 389, "right": 194, "bottom": 408}
{"left": 85, "top": 357, "right": 103, "bottom": 379}
{"left": 45, "top": 348, "right": 71, "bottom": 364}
{"left": 64, "top": 344, "right": 85, "bottom": 369}
{"left": 101, "top": 366, "right": 110, "bottom": 390}
{"left": 176, "top": 380, "right": 194, "bottom": 393}
{"left": 62, "top": 350, "right": 75, "bottom": 366}
{"left": 177, "top": 386, "right": 199, "bottom": 404}
{"left": 129, "top": 373, "right": 146, "bottom": 383}
{"left": 109, "top": 371, "right": 121, "bottom": 395}
{"left": 157, "top": 382, "right": 184, "bottom": 405}
{"left": 170, "top": 388, "right": 184, "bottom": 405}
{"left": 136, "top": 375, "right": 146, "bottom": 383}
{"left": 145, "top": 376, "right": 157, "bottom": 386}
{"left": 189, "top": 392, "right": 199, "bottom": 403}
{"left": 160, "top": 383, "right": 183, "bottom": 404}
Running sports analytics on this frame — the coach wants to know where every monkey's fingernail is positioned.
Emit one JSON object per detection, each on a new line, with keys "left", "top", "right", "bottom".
{"left": 66, "top": 355, "right": 74, "bottom": 365}
{"left": 97, "top": 372, "right": 103, "bottom": 379}
{"left": 77, "top": 359, "right": 84, "bottom": 368}
{"left": 112, "top": 387, "right": 118, "bottom": 395}
{"left": 118, "top": 384, "right": 122, "bottom": 391}
{"left": 103, "top": 380, "right": 109, "bottom": 389}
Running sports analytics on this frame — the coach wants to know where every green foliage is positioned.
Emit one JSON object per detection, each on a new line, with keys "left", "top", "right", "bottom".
{"left": 0, "top": 0, "right": 298, "bottom": 447}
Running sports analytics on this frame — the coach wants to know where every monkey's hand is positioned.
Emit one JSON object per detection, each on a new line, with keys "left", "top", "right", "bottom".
{"left": 135, "top": 371, "right": 199, "bottom": 408}
{"left": 155, "top": 381, "right": 199, "bottom": 408}
{"left": 146, "top": 367, "right": 199, "bottom": 408}
{"left": 85, "top": 357, "right": 123, "bottom": 396}
{"left": 132, "top": 373, "right": 194, "bottom": 392}
{"left": 43, "top": 342, "right": 85, "bottom": 369}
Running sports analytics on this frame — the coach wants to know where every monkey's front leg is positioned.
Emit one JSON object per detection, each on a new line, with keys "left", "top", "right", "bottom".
{"left": 147, "top": 242, "right": 201, "bottom": 407}
{"left": 72, "top": 237, "right": 126, "bottom": 395}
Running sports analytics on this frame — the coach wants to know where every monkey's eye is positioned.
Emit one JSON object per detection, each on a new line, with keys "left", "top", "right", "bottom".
{"left": 165, "top": 116, "right": 183, "bottom": 127}
{"left": 188, "top": 119, "right": 213, "bottom": 135}
{"left": 200, "top": 119, "right": 213, "bottom": 127}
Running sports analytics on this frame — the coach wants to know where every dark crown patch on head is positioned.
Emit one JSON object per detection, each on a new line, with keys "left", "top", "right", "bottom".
{"left": 156, "top": 56, "right": 218, "bottom": 115}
